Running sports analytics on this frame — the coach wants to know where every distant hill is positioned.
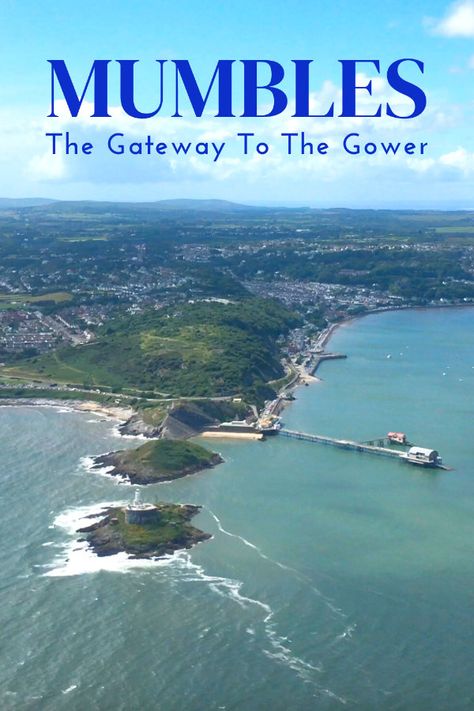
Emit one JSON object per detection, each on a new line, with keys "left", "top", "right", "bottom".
{"left": 25, "top": 198, "right": 266, "bottom": 215}
{"left": 0, "top": 198, "right": 57, "bottom": 209}
{"left": 2, "top": 198, "right": 474, "bottom": 216}
{"left": 142, "top": 199, "right": 254, "bottom": 211}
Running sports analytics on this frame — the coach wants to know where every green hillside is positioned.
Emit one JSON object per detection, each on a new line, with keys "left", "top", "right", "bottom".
{"left": 119, "top": 440, "right": 217, "bottom": 477}
{"left": 93, "top": 439, "right": 223, "bottom": 484}
{"left": 6, "top": 298, "right": 299, "bottom": 399}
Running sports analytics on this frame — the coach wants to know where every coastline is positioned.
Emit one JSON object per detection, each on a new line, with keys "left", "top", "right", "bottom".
{"left": 1, "top": 302, "right": 473, "bottom": 433}
{"left": 0, "top": 397, "right": 134, "bottom": 423}
{"left": 200, "top": 430, "right": 264, "bottom": 440}
{"left": 90, "top": 447, "right": 224, "bottom": 485}
{"left": 277, "top": 302, "right": 474, "bottom": 404}
{"left": 319, "top": 302, "right": 474, "bottom": 350}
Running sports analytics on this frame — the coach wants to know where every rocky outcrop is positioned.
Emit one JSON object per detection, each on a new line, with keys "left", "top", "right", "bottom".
{"left": 117, "top": 400, "right": 250, "bottom": 440}
{"left": 90, "top": 449, "right": 223, "bottom": 485}
{"left": 160, "top": 404, "right": 218, "bottom": 439}
{"left": 77, "top": 504, "right": 211, "bottom": 558}
{"left": 118, "top": 414, "right": 163, "bottom": 438}
{"left": 160, "top": 412, "right": 202, "bottom": 439}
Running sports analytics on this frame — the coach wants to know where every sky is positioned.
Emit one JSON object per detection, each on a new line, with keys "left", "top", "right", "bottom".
{"left": 0, "top": 0, "right": 473, "bottom": 207}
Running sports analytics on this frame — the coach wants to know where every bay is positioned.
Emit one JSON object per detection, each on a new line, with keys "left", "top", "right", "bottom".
{"left": 0, "top": 307, "right": 473, "bottom": 710}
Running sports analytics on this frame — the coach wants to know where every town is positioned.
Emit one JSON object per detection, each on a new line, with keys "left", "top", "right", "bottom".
{"left": 0, "top": 199, "right": 473, "bottom": 393}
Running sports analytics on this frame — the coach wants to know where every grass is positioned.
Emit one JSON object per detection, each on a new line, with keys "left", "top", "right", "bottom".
{"left": 7, "top": 298, "right": 300, "bottom": 400}
{"left": 119, "top": 439, "right": 217, "bottom": 477}
{"left": 269, "top": 369, "right": 297, "bottom": 391}
{"left": 0, "top": 291, "right": 72, "bottom": 305}
{"left": 110, "top": 506, "right": 193, "bottom": 548}
{"left": 435, "top": 227, "right": 474, "bottom": 234}
{"left": 138, "top": 405, "right": 168, "bottom": 426}
{"left": 0, "top": 387, "right": 123, "bottom": 404}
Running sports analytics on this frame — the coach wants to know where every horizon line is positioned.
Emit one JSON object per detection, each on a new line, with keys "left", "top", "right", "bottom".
{"left": 1, "top": 197, "right": 474, "bottom": 212}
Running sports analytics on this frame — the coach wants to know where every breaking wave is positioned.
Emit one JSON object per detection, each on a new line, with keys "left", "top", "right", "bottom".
{"left": 79, "top": 455, "right": 131, "bottom": 485}
{"left": 206, "top": 507, "right": 346, "bottom": 619}
{"left": 42, "top": 502, "right": 348, "bottom": 704}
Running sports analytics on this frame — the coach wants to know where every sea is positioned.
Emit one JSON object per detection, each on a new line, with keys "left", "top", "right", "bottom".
{"left": 0, "top": 307, "right": 473, "bottom": 711}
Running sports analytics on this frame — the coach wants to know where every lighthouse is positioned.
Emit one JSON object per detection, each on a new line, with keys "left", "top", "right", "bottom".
{"left": 125, "top": 490, "right": 160, "bottom": 525}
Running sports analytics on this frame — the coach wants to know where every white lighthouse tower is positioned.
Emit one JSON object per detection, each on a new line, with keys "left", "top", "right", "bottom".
{"left": 125, "top": 489, "right": 160, "bottom": 525}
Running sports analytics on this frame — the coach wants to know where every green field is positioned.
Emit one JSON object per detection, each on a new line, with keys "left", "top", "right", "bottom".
{"left": 0, "top": 291, "right": 72, "bottom": 306}
{"left": 435, "top": 227, "right": 474, "bottom": 234}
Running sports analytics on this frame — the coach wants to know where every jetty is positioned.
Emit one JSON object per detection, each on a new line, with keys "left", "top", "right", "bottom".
{"left": 308, "top": 352, "right": 347, "bottom": 376}
{"left": 278, "top": 429, "right": 449, "bottom": 469}
{"left": 279, "top": 429, "right": 402, "bottom": 459}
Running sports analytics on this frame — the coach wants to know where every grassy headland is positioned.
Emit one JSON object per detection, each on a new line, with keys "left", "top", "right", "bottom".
{"left": 4, "top": 298, "right": 300, "bottom": 403}
{"left": 92, "top": 439, "right": 223, "bottom": 484}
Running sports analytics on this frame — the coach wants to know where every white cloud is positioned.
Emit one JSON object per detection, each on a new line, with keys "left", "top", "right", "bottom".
{"left": 404, "top": 146, "right": 474, "bottom": 181}
{"left": 427, "top": 0, "right": 474, "bottom": 37}
{"left": 0, "top": 73, "right": 471, "bottom": 205}
{"left": 16, "top": 86, "right": 465, "bottom": 191}
{"left": 28, "top": 150, "right": 66, "bottom": 180}
{"left": 439, "top": 146, "right": 474, "bottom": 173}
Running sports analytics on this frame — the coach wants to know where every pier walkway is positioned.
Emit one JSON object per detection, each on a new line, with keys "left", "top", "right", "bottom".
{"left": 279, "top": 429, "right": 403, "bottom": 459}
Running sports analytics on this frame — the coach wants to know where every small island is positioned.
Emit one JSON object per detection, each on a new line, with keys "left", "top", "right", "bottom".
{"left": 77, "top": 498, "right": 211, "bottom": 558}
{"left": 91, "top": 439, "right": 223, "bottom": 485}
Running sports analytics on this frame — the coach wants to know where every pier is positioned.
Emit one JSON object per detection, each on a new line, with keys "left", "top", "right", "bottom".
{"left": 279, "top": 429, "right": 402, "bottom": 459}
{"left": 308, "top": 352, "right": 347, "bottom": 376}
{"left": 278, "top": 429, "right": 450, "bottom": 469}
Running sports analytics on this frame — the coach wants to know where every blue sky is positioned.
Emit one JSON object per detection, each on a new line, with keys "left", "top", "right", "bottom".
{"left": 0, "top": 0, "right": 473, "bottom": 206}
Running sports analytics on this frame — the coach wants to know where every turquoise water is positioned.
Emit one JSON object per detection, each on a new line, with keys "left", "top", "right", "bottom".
{"left": 0, "top": 308, "right": 473, "bottom": 710}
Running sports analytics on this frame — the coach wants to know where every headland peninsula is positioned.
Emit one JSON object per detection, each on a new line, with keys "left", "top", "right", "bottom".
{"left": 1, "top": 200, "right": 473, "bottom": 525}
{"left": 91, "top": 439, "right": 223, "bottom": 485}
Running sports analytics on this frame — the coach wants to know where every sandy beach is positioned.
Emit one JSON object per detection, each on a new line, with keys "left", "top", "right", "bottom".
{"left": 0, "top": 398, "right": 134, "bottom": 422}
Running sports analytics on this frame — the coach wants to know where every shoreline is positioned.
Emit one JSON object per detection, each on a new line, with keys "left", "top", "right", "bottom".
{"left": 278, "top": 302, "right": 474, "bottom": 403}
{"left": 320, "top": 301, "right": 474, "bottom": 347}
{"left": 89, "top": 447, "right": 224, "bottom": 485}
{"left": 0, "top": 397, "right": 134, "bottom": 423}
{"left": 200, "top": 430, "right": 264, "bottom": 440}
{"left": 1, "top": 302, "right": 473, "bottom": 432}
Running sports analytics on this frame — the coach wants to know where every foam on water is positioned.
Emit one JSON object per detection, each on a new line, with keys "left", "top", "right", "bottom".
{"left": 79, "top": 455, "right": 131, "bottom": 485}
{"left": 111, "top": 424, "right": 148, "bottom": 440}
{"left": 335, "top": 623, "right": 357, "bottom": 642}
{"left": 43, "top": 502, "right": 347, "bottom": 703}
{"left": 175, "top": 552, "right": 346, "bottom": 703}
{"left": 50, "top": 502, "right": 122, "bottom": 536}
{"left": 206, "top": 507, "right": 346, "bottom": 619}
{"left": 61, "top": 685, "right": 78, "bottom": 695}
{"left": 43, "top": 503, "right": 175, "bottom": 576}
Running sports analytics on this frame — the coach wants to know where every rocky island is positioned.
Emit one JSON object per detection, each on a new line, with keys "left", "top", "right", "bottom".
{"left": 78, "top": 500, "right": 211, "bottom": 558}
{"left": 91, "top": 439, "right": 223, "bottom": 485}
